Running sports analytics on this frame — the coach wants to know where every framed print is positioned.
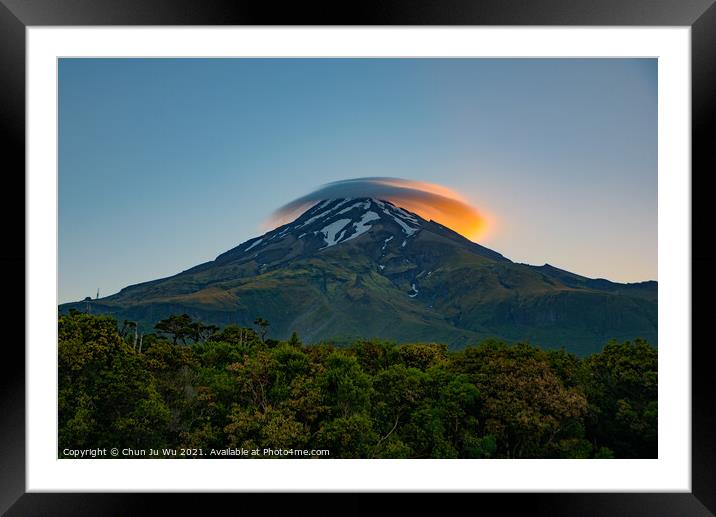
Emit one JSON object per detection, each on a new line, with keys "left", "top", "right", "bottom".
{"left": 2, "top": 0, "right": 715, "bottom": 514}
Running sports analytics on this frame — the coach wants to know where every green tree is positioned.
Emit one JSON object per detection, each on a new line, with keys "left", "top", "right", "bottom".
{"left": 228, "top": 350, "right": 277, "bottom": 411}
{"left": 212, "top": 325, "right": 261, "bottom": 347}
{"left": 580, "top": 339, "right": 657, "bottom": 458}
{"left": 313, "top": 414, "right": 377, "bottom": 458}
{"left": 154, "top": 314, "right": 194, "bottom": 345}
{"left": 317, "top": 352, "right": 372, "bottom": 418}
{"left": 189, "top": 321, "right": 219, "bottom": 343}
{"left": 287, "top": 331, "right": 302, "bottom": 348}
{"left": 142, "top": 339, "right": 199, "bottom": 440}
{"left": 398, "top": 343, "right": 448, "bottom": 370}
{"left": 225, "top": 404, "right": 310, "bottom": 452}
{"left": 253, "top": 317, "right": 270, "bottom": 341}
{"left": 351, "top": 340, "right": 399, "bottom": 374}
{"left": 58, "top": 312, "right": 171, "bottom": 451}
{"left": 453, "top": 342, "right": 588, "bottom": 458}
{"left": 370, "top": 365, "right": 427, "bottom": 457}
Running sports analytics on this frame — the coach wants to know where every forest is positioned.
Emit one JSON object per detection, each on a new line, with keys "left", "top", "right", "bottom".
{"left": 58, "top": 311, "right": 657, "bottom": 459}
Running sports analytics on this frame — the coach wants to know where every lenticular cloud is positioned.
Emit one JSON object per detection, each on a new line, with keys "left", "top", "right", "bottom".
{"left": 268, "top": 177, "right": 488, "bottom": 241}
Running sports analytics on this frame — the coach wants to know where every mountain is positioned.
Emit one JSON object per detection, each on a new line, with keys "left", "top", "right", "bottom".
{"left": 59, "top": 198, "right": 657, "bottom": 355}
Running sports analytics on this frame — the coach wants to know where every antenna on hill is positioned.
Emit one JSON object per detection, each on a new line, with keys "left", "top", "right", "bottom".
{"left": 96, "top": 288, "right": 100, "bottom": 300}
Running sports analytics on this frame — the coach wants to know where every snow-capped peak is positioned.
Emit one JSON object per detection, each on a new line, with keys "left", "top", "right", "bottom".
{"left": 216, "top": 198, "right": 425, "bottom": 263}
{"left": 278, "top": 197, "right": 423, "bottom": 249}
{"left": 305, "top": 198, "right": 422, "bottom": 248}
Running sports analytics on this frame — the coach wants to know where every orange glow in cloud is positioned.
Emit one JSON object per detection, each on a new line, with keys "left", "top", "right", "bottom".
{"left": 269, "top": 177, "right": 490, "bottom": 241}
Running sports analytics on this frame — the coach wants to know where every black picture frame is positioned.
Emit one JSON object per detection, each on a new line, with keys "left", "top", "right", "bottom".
{"left": 2, "top": 1, "right": 714, "bottom": 514}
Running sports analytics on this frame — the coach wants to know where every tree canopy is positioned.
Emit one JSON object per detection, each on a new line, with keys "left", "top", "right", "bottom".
{"left": 58, "top": 312, "right": 657, "bottom": 459}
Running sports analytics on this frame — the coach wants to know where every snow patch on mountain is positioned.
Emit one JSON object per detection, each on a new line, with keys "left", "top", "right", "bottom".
{"left": 338, "top": 199, "right": 371, "bottom": 215}
{"left": 298, "top": 199, "right": 354, "bottom": 229}
{"left": 320, "top": 219, "right": 352, "bottom": 248}
{"left": 391, "top": 214, "right": 418, "bottom": 236}
{"left": 393, "top": 206, "right": 419, "bottom": 223}
{"left": 299, "top": 209, "right": 333, "bottom": 228}
{"left": 314, "top": 199, "right": 332, "bottom": 211}
{"left": 245, "top": 238, "right": 263, "bottom": 251}
{"left": 331, "top": 198, "right": 353, "bottom": 211}
{"left": 344, "top": 210, "right": 381, "bottom": 242}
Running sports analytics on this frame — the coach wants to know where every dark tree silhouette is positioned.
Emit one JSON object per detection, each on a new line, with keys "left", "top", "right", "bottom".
{"left": 253, "top": 317, "right": 270, "bottom": 341}
{"left": 190, "top": 321, "right": 219, "bottom": 343}
{"left": 155, "top": 314, "right": 194, "bottom": 345}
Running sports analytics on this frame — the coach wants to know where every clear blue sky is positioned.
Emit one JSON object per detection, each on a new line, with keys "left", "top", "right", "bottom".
{"left": 59, "top": 58, "right": 657, "bottom": 303}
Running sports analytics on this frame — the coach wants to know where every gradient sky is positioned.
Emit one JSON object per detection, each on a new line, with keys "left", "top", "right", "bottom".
{"left": 59, "top": 58, "right": 657, "bottom": 303}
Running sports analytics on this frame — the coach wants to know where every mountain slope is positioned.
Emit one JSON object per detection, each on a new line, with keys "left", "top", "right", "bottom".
{"left": 60, "top": 198, "right": 657, "bottom": 355}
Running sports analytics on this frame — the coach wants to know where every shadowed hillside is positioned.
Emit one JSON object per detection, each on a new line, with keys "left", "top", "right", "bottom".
{"left": 60, "top": 199, "right": 657, "bottom": 356}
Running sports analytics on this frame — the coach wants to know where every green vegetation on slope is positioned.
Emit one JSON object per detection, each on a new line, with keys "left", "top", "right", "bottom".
{"left": 59, "top": 218, "right": 657, "bottom": 355}
{"left": 59, "top": 311, "right": 657, "bottom": 459}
